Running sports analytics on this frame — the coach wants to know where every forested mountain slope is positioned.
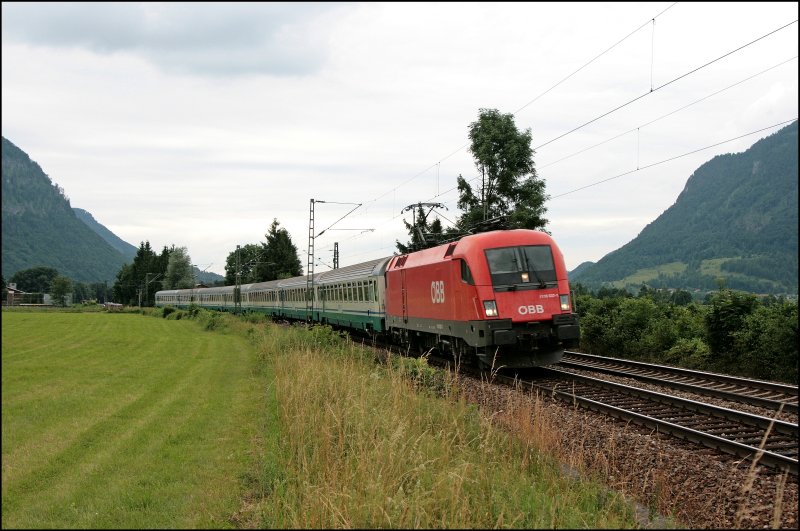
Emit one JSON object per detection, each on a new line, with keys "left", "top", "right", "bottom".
{"left": 2, "top": 137, "right": 130, "bottom": 282}
{"left": 73, "top": 207, "right": 137, "bottom": 261}
{"left": 571, "top": 121, "right": 798, "bottom": 294}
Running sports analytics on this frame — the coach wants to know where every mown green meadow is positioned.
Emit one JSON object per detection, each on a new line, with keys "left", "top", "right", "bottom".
{"left": 2, "top": 310, "right": 265, "bottom": 528}
{"left": 2, "top": 308, "right": 644, "bottom": 529}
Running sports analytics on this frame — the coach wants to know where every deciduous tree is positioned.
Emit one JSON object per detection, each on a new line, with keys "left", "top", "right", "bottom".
{"left": 455, "top": 108, "right": 548, "bottom": 233}
{"left": 163, "top": 246, "right": 193, "bottom": 289}
{"left": 9, "top": 266, "right": 59, "bottom": 293}
{"left": 50, "top": 275, "right": 73, "bottom": 306}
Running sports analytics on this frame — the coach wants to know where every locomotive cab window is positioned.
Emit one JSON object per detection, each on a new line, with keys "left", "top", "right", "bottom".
{"left": 459, "top": 259, "right": 475, "bottom": 285}
{"left": 484, "top": 245, "right": 557, "bottom": 288}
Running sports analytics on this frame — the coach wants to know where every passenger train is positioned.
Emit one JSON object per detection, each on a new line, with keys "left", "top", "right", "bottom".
{"left": 155, "top": 229, "right": 580, "bottom": 369}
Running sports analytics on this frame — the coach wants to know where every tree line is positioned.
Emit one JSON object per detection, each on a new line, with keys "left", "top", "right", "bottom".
{"left": 3, "top": 218, "right": 304, "bottom": 307}
{"left": 109, "top": 218, "right": 303, "bottom": 306}
{"left": 574, "top": 283, "right": 798, "bottom": 384}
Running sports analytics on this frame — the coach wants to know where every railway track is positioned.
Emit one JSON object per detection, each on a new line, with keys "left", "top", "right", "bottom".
{"left": 330, "top": 328, "right": 800, "bottom": 474}
{"left": 424, "top": 351, "right": 798, "bottom": 474}
{"left": 492, "top": 366, "right": 798, "bottom": 475}
{"left": 558, "top": 351, "right": 798, "bottom": 415}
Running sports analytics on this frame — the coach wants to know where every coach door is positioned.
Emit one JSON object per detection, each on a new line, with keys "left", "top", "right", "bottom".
{"left": 401, "top": 269, "right": 409, "bottom": 324}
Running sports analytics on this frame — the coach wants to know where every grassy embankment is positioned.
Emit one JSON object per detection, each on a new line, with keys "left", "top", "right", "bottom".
{"left": 2, "top": 308, "right": 643, "bottom": 528}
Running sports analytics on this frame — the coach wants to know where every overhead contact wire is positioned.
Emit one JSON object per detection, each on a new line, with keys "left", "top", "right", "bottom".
{"left": 535, "top": 19, "right": 799, "bottom": 150}
{"left": 551, "top": 119, "right": 798, "bottom": 198}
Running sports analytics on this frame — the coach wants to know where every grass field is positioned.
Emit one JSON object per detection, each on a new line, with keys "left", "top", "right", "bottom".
{"left": 2, "top": 311, "right": 266, "bottom": 528}
{"left": 3, "top": 309, "right": 644, "bottom": 529}
{"left": 611, "top": 262, "right": 687, "bottom": 288}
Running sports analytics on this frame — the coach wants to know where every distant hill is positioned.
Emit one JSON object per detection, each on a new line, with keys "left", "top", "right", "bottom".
{"left": 568, "top": 261, "right": 595, "bottom": 279}
{"left": 571, "top": 121, "right": 798, "bottom": 295}
{"left": 73, "top": 207, "right": 138, "bottom": 260}
{"left": 2, "top": 137, "right": 130, "bottom": 283}
{"left": 73, "top": 207, "right": 225, "bottom": 285}
{"left": 192, "top": 266, "right": 225, "bottom": 285}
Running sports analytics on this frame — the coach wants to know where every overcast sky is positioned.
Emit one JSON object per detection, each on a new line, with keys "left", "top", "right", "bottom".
{"left": 2, "top": 2, "right": 797, "bottom": 276}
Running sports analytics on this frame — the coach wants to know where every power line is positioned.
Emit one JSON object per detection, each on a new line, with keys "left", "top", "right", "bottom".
{"left": 534, "top": 19, "right": 799, "bottom": 151}
{"left": 355, "top": 11, "right": 796, "bottom": 237}
{"left": 515, "top": 2, "right": 677, "bottom": 115}
{"left": 313, "top": 11, "right": 797, "bottom": 266}
{"left": 314, "top": 201, "right": 362, "bottom": 237}
{"left": 362, "top": 3, "right": 679, "bottom": 209}
{"left": 550, "top": 118, "right": 797, "bottom": 199}
{"left": 539, "top": 56, "right": 798, "bottom": 170}
{"left": 336, "top": 118, "right": 797, "bottom": 262}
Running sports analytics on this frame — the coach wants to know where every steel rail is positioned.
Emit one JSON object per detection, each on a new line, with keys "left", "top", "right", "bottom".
{"left": 560, "top": 351, "right": 798, "bottom": 415}
{"left": 494, "top": 367, "right": 798, "bottom": 474}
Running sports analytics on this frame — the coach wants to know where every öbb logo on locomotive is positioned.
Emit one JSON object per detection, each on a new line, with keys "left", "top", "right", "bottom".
{"left": 430, "top": 280, "right": 445, "bottom": 304}
{"left": 155, "top": 229, "right": 580, "bottom": 370}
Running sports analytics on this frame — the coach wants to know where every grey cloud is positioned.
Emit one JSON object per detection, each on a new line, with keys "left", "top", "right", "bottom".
{"left": 1, "top": 2, "right": 344, "bottom": 77}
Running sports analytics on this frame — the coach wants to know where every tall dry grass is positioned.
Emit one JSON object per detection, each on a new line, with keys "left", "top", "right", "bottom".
{"left": 246, "top": 323, "right": 639, "bottom": 528}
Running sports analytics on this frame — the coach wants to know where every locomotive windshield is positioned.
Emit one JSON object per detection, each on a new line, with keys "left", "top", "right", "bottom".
{"left": 485, "top": 245, "right": 557, "bottom": 288}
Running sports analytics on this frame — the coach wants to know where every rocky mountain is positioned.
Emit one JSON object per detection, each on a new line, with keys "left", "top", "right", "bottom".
{"left": 571, "top": 121, "right": 798, "bottom": 295}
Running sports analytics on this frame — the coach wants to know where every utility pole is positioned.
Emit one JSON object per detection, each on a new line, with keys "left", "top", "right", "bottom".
{"left": 307, "top": 199, "right": 315, "bottom": 322}
{"left": 333, "top": 242, "right": 339, "bottom": 269}
{"left": 308, "top": 198, "right": 365, "bottom": 322}
{"left": 400, "top": 202, "right": 447, "bottom": 251}
{"left": 235, "top": 245, "right": 242, "bottom": 314}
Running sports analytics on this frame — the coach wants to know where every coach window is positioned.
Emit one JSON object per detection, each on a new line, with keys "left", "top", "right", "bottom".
{"left": 358, "top": 282, "right": 364, "bottom": 302}
{"left": 460, "top": 259, "right": 475, "bottom": 285}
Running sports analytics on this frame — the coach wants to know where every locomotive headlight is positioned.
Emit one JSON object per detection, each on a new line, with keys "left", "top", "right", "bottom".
{"left": 560, "top": 294, "right": 571, "bottom": 311}
{"left": 520, "top": 272, "right": 530, "bottom": 283}
{"left": 483, "top": 300, "right": 498, "bottom": 317}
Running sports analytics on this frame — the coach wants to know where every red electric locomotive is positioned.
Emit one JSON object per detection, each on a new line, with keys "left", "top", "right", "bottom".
{"left": 385, "top": 229, "right": 579, "bottom": 369}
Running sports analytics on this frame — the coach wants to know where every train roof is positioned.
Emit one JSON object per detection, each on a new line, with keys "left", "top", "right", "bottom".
{"left": 156, "top": 231, "right": 562, "bottom": 296}
{"left": 254, "top": 256, "right": 391, "bottom": 290}
{"left": 388, "top": 229, "right": 559, "bottom": 270}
